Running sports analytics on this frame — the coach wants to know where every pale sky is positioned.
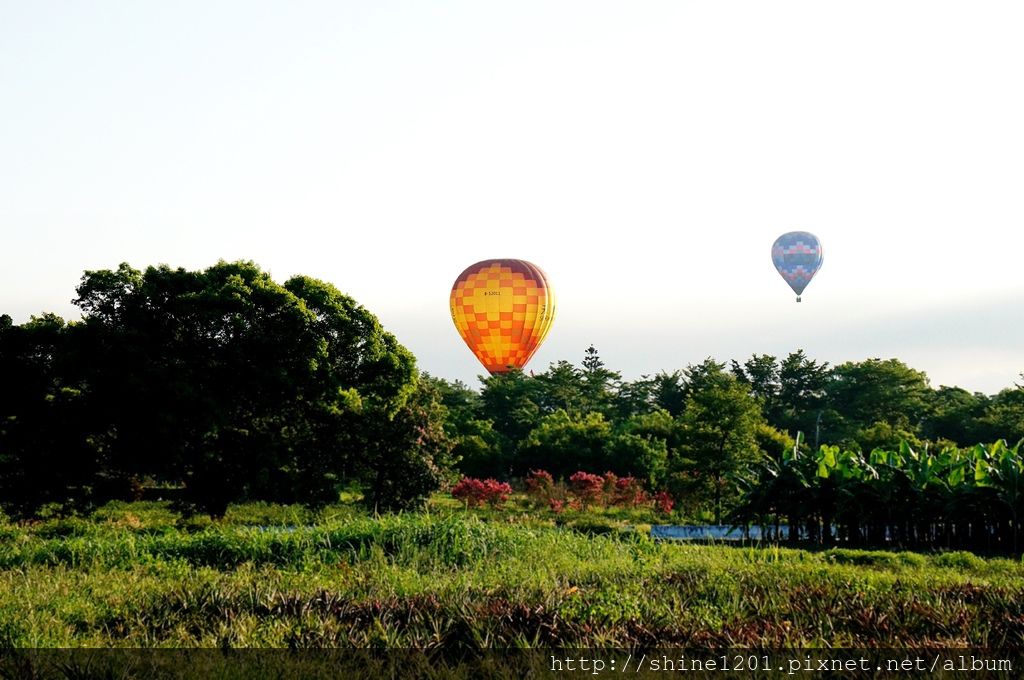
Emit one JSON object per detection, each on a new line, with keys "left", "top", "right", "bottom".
{"left": 2, "top": 1, "right": 1022, "bottom": 394}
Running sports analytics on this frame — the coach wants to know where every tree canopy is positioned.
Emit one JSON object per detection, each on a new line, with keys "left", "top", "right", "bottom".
{"left": 0, "top": 261, "right": 449, "bottom": 515}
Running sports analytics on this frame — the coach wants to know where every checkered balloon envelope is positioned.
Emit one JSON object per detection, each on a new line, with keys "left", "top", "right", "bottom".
{"left": 450, "top": 259, "right": 555, "bottom": 374}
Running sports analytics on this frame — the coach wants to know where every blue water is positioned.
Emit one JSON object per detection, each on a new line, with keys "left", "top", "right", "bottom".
{"left": 650, "top": 525, "right": 837, "bottom": 541}
{"left": 650, "top": 525, "right": 771, "bottom": 541}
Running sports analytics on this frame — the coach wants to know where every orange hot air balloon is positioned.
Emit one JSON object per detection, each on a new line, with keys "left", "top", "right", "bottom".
{"left": 450, "top": 259, "right": 555, "bottom": 374}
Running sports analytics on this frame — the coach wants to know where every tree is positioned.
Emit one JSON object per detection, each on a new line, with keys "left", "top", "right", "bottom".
{"left": 824, "top": 358, "right": 931, "bottom": 449}
{"left": 776, "top": 350, "right": 830, "bottom": 439}
{"left": 478, "top": 370, "right": 544, "bottom": 463}
{"left": 622, "top": 408, "right": 687, "bottom": 455}
{"left": 673, "top": 358, "right": 766, "bottom": 523}
{"left": 533, "top": 360, "right": 586, "bottom": 415}
{"left": 606, "top": 431, "right": 668, "bottom": 489}
{"left": 580, "top": 345, "right": 620, "bottom": 416}
{"left": 924, "top": 386, "right": 990, "bottom": 446}
{"left": 650, "top": 370, "right": 687, "bottom": 416}
{"left": 978, "top": 382, "right": 1024, "bottom": 445}
{"left": 0, "top": 314, "right": 98, "bottom": 514}
{"left": 423, "top": 374, "right": 503, "bottom": 478}
{"left": 0, "top": 260, "right": 438, "bottom": 516}
{"left": 611, "top": 374, "right": 656, "bottom": 420}
{"left": 516, "top": 410, "right": 614, "bottom": 477}
{"left": 359, "top": 378, "right": 455, "bottom": 512}
{"left": 731, "top": 353, "right": 781, "bottom": 419}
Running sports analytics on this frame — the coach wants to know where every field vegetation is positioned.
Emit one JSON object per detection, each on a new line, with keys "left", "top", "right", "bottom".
{"left": 2, "top": 261, "right": 1024, "bottom": 658}
{"left": 3, "top": 261, "right": 1024, "bottom": 555}
{"left": 1, "top": 500, "right": 1023, "bottom": 648}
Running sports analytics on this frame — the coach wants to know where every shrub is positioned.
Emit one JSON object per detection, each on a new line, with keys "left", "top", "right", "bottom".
{"left": 568, "top": 471, "right": 605, "bottom": 509}
{"left": 934, "top": 551, "right": 986, "bottom": 571}
{"left": 525, "top": 469, "right": 558, "bottom": 506}
{"left": 451, "top": 477, "right": 512, "bottom": 508}
{"left": 653, "top": 491, "right": 675, "bottom": 515}
{"left": 612, "top": 476, "right": 648, "bottom": 507}
{"left": 823, "top": 549, "right": 926, "bottom": 569}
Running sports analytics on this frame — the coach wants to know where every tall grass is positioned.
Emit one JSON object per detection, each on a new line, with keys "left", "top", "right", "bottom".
{"left": 0, "top": 501, "right": 1022, "bottom": 647}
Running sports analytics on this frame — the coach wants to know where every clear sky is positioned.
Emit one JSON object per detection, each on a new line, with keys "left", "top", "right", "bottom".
{"left": 2, "top": 1, "right": 1022, "bottom": 394}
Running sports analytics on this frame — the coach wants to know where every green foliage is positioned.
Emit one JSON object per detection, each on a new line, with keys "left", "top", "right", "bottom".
{"left": 6, "top": 281, "right": 1024, "bottom": 542}
{"left": 579, "top": 344, "right": 621, "bottom": 417}
{"left": 822, "top": 548, "right": 927, "bottom": 568}
{"left": 359, "top": 379, "right": 455, "bottom": 512}
{"left": 0, "top": 261, "right": 440, "bottom": 516}
{"left": 978, "top": 384, "right": 1024, "bottom": 444}
{"left": 934, "top": 551, "right": 987, "bottom": 570}
{"left": 478, "top": 369, "right": 544, "bottom": 457}
{"left": 925, "top": 386, "right": 990, "bottom": 444}
{"left": 518, "top": 410, "right": 613, "bottom": 477}
{"left": 824, "top": 358, "right": 932, "bottom": 448}
{"left": 604, "top": 433, "right": 668, "bottom": 489}
{"left": 0, "top": 313, "right": 98, "bottom": 513}
{"left": 734, "top": 351, "right": 829, "bottom": 438}
{"left": 755, "top": 423, "right": 794, "bottom": 459}
{"left": 736, "top": 438, "right": 1024, "bottom": 552}
{"left": 423, "top": 374, "right": 504, "bottom": 478}
{"left": 672, "top": 359, "right": 766, "bottom": 523}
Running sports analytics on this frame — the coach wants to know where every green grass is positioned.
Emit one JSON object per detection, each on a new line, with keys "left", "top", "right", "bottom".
{"left": 0, "top": 500, "right": 1022, "bottom": 647}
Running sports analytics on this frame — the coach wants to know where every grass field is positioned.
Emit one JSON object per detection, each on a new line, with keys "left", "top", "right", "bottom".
{"left": 1, "top": 499, "right": 1022, "bottom": 648}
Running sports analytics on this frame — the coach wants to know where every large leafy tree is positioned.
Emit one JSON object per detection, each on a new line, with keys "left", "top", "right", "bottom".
{"left": 732, "top": 351, "right": 830, "bottom": 439}
{"left": 731, "top": 353, "right": 781, "bottom": 418}
{"left": 478, "top": 369, "right": 544, "bottom": 458}
{"left": 1, "top": 261, "right": 442, "bottom": 516}
{"left": 533, "top": 360, "right": 586, "bottom": 415}
{"left": 612, "top": 371, "right": 687, "bottom": 419}
{"left": 978, "top": 381, "right": 1024, "bottom": 445}
{"left": 823, "top": 358, "right": 931, "bottom": 448}
{"left": 423, "top": 374, "right": 502, "bottom": 478}
{"left": 923, "top": 386, "right": 990, "bottom": 445}
{"left": 73, "top": 262, "right": 334, "bottom": 512}
{"left": 777, "top": 351, "right": 830, "bottom": 433}
{"left": 358, "top": 378, "right": 455, "bottom": 512}
{"left": 673, "top": 358, "right": 766, "bottom": 522}
{"left": 517, "top": 410, "right": 614, "bottom": 477}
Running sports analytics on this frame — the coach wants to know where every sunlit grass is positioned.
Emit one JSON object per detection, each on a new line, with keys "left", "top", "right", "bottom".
{"left": 0, "top": 500, "right": 1021, "bottom": 647}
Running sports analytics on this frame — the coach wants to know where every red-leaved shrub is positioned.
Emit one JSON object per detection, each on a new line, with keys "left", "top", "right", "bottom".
{"left": 568, "top": 471, "right": 605, "bottom": 509}
{"left": 525, "top": 469, "right": 556, "bottom": 503}
{"left": 452, "top": 477, "right": 512, "bottom": 508}
{"left": 653, "top": 491, "right": 675, "bottom": 515}
{"left": 613, "top": 476, "right": 648, "bottom": 507}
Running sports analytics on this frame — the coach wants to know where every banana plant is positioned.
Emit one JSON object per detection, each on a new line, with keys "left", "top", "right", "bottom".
{"left": 974, "top": 439, "right": 1024, "bottom": 551}
{"left": 735, "top": 437, "right": 1024, "bottom": 553}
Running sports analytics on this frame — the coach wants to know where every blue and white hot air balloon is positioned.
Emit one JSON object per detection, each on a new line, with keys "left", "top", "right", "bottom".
{"left": 771, "top": 231, "right": 823, "bottom": 302}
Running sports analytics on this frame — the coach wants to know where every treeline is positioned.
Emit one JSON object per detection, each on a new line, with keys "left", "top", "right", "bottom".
{"left": 3, "top": 260, "right": 1023, "bottom": 531}
{"left": 0, "top": 261, "right": 455, "bottom": 517}
{"left": 429, "top": 347, "right": 1024, "bottom": 523}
